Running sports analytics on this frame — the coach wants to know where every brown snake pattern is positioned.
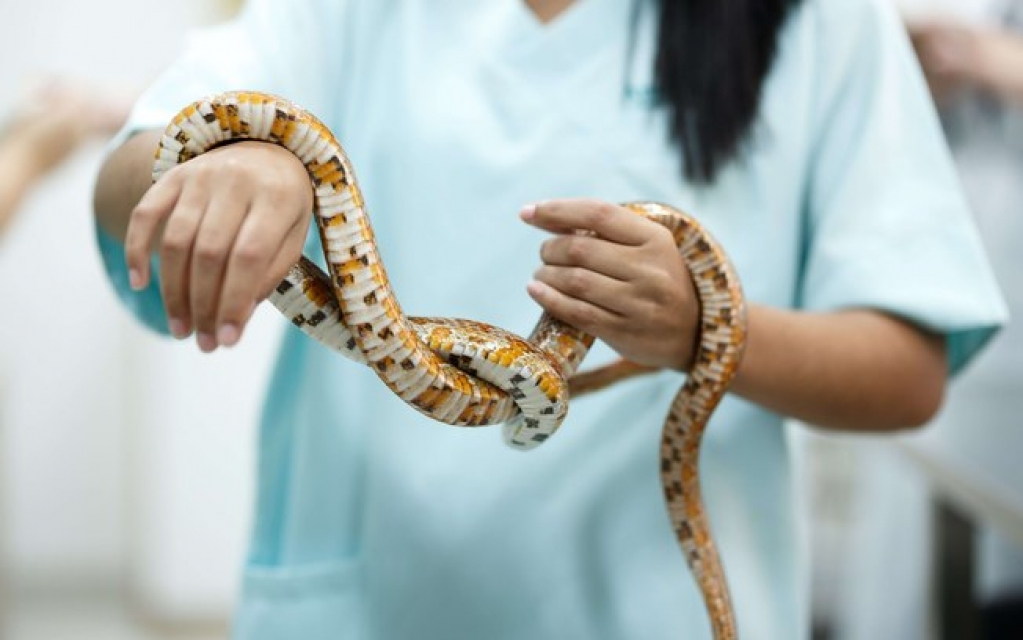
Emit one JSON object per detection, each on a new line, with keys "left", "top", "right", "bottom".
{"left": 153, "top": 91, "right": 748, "bottom": 639}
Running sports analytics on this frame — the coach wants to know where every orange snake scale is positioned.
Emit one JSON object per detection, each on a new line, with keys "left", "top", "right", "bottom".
{"left": 154, "top": 91, "right": 748, "bottom": 639}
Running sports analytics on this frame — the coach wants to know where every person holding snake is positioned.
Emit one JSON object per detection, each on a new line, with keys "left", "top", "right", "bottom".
{"left": 92, "top": 0, "right": 1006, "bottom": 638}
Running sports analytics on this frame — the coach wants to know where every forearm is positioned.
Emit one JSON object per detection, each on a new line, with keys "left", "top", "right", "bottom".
{"left": 731, "top": 304, "right": 947, "bottom": 432}
{"left": 0, "top": 143, "right": 36, "bottom": 236}
{"left": 975, "top": 30, "right": 1023, "bottom": 106}
{"left": 93, "top": 129, "right": 162, "bottom": 242}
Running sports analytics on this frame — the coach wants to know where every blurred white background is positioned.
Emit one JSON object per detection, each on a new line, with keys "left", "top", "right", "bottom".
{"left": 0, "top": 1, "right": 277, "bottom": 638}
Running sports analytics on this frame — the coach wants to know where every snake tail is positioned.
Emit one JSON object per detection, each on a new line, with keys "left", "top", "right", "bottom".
{"left": 648, "top": 201, "right": 747, "bottom": 640}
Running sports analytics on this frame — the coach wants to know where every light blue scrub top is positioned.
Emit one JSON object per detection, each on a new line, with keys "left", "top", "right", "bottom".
{"left": 97, "top": 0, "right": 1006, "bottom": 638}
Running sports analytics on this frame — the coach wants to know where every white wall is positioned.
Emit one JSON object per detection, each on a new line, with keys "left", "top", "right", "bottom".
{"left": 0, "top": 151, "right": 131, "bottom": 584}
{"left": 122, "top": 311, "right": 279, "bottom": 620}
{"left": 0, "top": 0, "right": 278, "bottom": 623}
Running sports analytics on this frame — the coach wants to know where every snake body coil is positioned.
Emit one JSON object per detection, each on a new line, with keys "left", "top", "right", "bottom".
{"left": 155, "top": 91, "right": 747, "bottom": 639}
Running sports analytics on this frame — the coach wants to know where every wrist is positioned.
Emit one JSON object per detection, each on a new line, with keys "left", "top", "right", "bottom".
{"left": 221, "top": 139, "right": 316, "bottom": 214}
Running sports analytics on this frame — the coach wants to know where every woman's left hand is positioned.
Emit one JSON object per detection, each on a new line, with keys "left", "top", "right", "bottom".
{"left": 520, "top": 199, "right": 699, "bottom": 372}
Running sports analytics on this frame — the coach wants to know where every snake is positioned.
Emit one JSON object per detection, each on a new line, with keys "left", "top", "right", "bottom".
{"left": 153, "top": 91, "right": 747, "bottom": 639}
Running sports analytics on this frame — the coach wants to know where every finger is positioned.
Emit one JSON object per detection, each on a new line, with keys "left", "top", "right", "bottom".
{"left": 526, "top": 279, "right": 621, "bottom": 336}
{"left": 188, "top": 191, "right": 252, "bottom": 351}
{"left": 520, "top": 199, "right": 651, "bottom": 246}
{"left": 215, "top": 201, "right": 306, "bottom": 347}
{"left": 255, "top": 221, "right": 310, "bottom": 303}
{"left": 534, "top": 265, "right": 634, "bottom": 316}
{"left": 126, "top": 176, "right": 181, "bottom": 290}
{"left": 157, "top": 186, "right": 209, "bottom": 339}
{"left": 540, "top": 234, "right": 639, "bottom": 281}
{"left": 230, "top": 223, "right": 310, "bottom": 343}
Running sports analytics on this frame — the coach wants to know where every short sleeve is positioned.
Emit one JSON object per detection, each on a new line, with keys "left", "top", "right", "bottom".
{"left": 96, "top": 0, "right": 348, "bottom": 334}
{"left": 797, "top": 0, "right": 1008, "bottom": 375}
{"left": 120, "top": 0, "right": 347, "bottom": 141}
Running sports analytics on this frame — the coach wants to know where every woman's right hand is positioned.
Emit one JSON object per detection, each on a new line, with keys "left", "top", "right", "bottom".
{"left": 125, "top": 140, "right": 314, "bottom": 352}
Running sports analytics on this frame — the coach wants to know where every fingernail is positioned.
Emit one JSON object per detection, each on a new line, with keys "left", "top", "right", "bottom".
{"left": 168, "top": 318, "right": 189, "bottom": 339}
{"left": 217, "top": 324, "right": 240, "bottom": 348}
{"left": 519, "top": 204, "right": 537, "bottom": 220}
{"left": 129, "top": 269, "right": 144, "bottom": 290}
{"left": 526, "top": 280, "right": 544, "bottom": 297}
{"left": 197, "top": 332, "right": 217, "bottom": 353}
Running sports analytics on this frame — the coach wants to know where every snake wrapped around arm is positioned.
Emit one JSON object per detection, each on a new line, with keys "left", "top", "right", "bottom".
{"left": 154, "top": 91, "right": 747, "bottom": 639}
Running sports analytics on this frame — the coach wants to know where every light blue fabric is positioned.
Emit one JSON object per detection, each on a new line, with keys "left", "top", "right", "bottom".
{"left": 96, "top": 0, "right": 1006, "bottom": 638}
{"left": 96, "top": 228, "right": 168, "bottom": 334}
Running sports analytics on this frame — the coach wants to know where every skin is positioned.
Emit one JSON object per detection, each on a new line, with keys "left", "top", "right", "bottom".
{"left": 1, "top": 81, "right": 126, "bottom": 237}
{"left": 525, "top": 0, "right": 575, "bottom": 22}
{"left": 0, "top": 142, "right": 42, "bottom": 235}
{"left": 909, "top": 19, "right": 1023, "bottom": 106}
{"left": 96, "top": 133, "right": 313, "bottom": 350}
{"left": 93, "top": 0, "right": 948, "bottom": 432}
{"left": 521, "top": 201, "right": 946, "bottom": 432}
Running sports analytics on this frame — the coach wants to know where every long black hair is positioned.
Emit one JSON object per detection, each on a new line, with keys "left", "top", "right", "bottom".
{"left": 653, "top": 0, "right": 802, "bottom": 183}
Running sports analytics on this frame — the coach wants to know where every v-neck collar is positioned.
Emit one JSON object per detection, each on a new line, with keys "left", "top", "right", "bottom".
{"left": 515, "top": 0, "right": 591, "bottom": 31}
{"left": 499, "top": 0, "right": 632, "bottom": 79}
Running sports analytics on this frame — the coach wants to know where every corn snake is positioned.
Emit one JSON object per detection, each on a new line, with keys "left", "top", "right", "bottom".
{"left": 153, "top": 91, "right": 747, "bottom": 639}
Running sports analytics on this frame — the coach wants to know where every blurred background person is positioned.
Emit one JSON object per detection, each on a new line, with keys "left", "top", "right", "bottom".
{"left": 805, "top": 2, "right": 1023, "bottom": 639}
{"left": 911, "top": 13, "right": 1023, "bottom": 106}
{"left": 0, "top": 80, "right": 126, "bottom": 237}
{"left": 910, "top": 4, "right": 1023, "bottom": 637}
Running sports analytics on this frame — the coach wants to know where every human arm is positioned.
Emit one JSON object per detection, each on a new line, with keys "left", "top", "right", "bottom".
{"left": 522, "top": 199, "right": 946, "bottom": 433}
{"left": 93, "top": 131, "right": 313, "bottom": 350}
{"left": 0, "top": 138, "right": 42, "bottom": 235}
{"left": 729, "top": 304, "right": 945, "bottom": 431}
{"left": 908, "top": 20, "right": 1023, "bottom": 106}
{"left": 0, "top": 82, "right": 126, "bottom": 236}
{"left": 90, "top": 0, "right": 351, "bottom": 340}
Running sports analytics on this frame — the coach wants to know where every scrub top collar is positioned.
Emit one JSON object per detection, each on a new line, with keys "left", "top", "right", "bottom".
{"left": 501, "top": 0, "right": 635, "bottom": 76}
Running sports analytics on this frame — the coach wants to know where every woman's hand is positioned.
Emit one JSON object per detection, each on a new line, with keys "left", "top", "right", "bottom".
{"left": 520, "top": 199, "right": 699, "bottom": 371}
{"left": 125, "top": 140, "right": 313, "bottom": 352}
{"left": 519, "top": 200, "right": 947, "bottom": 430}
